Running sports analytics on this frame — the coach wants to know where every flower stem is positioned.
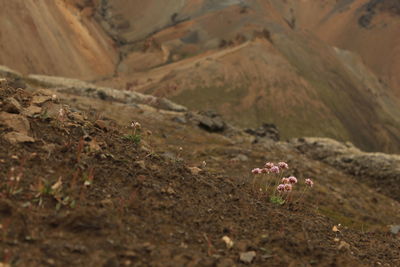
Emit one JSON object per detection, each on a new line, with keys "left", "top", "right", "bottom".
{"left": 297, "top": 187, "right": 308, "bottom": 203}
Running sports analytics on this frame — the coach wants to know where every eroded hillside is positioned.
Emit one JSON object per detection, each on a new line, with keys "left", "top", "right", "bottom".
{"left": 1, "top": 0, "right": 400, "bottom": 153}
{"left": 274, "top": 0, "right": 400, "bottom": 98}
{"left": 92, "top": 0, "right": 400, "bottom": 153}
{"left": 0, "top": 77, "right": 399, "bottom": 266}
{"left": 0, "top": 0, "right": 117, "bottom": 80}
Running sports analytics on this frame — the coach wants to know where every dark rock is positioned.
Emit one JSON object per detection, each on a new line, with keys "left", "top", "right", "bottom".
{"left": 358, "top": 13, "right": 374, "bottom": 28}
{"left": 196, "top": 111, "right": 226, "bottom": 132}
{"left": 3, "top": 97, "right": 22, "bottom": 114}
{"left": 172, "top": 116, "right": 187, "bottom": 124}
{"left": 357, "top": 0, "right": 400, "bottom": 28}
{"left": 245, "top": 123, "right": 280, "bottom": 141}
{"left": 0, "top": 199, "right": 13, "bottom": 216}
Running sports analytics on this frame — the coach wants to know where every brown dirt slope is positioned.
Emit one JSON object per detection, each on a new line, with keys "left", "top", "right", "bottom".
{"left": 0, "top": 0, "right": 117, "bottom": 80}
{"left": 1, "top": 79, "right": 400, "bottom": 266}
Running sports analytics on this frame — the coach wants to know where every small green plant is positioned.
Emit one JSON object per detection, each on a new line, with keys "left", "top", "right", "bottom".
{"left": 34, "top": 177, "right": 76, "bottom": 210}
{"left": 38, "top": 109, "right": 50, "bottom": 120}
{"left": 270, "top": 195, "right": 285, "bottom": 205}
{"left": 122, "top": 134, "right": 141, "bottom": 144}
{"left": 123, "top": 121, "right": 142, "bottom": 144}
{"left": 33, "top": 178, "right": 54, "bottom": 207}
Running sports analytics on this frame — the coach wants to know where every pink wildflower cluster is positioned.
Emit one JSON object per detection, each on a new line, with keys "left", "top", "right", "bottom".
{"left": 277, "top": 177, "right": 313, "bottom": 193}
{"left": 251, "top": 161, "right": 288, "bottom": 176}
{"left": 276, "top": 177, "right": 314, "bottom": 205}
{"left": 251, "top": 161, "right": 291, "bottom": 195}
{"left": 251, "top": 161, "right": 315, "bottom": 204}
{"left": 251, "top": 168, "right": 262, "bottom": 175}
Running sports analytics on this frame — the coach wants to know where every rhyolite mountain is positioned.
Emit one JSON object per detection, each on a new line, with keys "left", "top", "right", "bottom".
{"left": 1, "top": 0, "right": 400, "bottom": 152}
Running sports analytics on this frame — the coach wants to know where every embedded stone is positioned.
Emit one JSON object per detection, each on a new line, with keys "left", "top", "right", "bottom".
{"left": 3, "top": 97, "right": 22, "bottom": 114}
{"left": 3, "top": 132, "right": 35, "bottom": 144}
{"left": 0, "top": 112, "right": 30, "bottom": 134}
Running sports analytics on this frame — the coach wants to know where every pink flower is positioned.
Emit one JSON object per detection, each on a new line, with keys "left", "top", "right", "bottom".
{"left": 281, "top": 177, "right": 289, "bottom": 184}
{"left": 284, "top": 184, "right": 292, "bottom": 192}
{"left": 261, "top": 168, "right": 269, "bottom": 174}
{"left": 264, "top": 162, "right": 274, "bottom": 169}
{"left": 277, "top": 184, "right": 285, "bottom": 192}
{"left": 305, "top": 178, "right": 314, "bottom": 187}
{"left": 251, "top": 168, "right": 262, "bottom": 175}
{"left": 270, "top": 166, "right": 280, "bottom": 174}
{"left": 278, "top": 162, "right": 289, "bottom": 170}
{"left": 288, "top": 176, "right": 298, "bottom": 184}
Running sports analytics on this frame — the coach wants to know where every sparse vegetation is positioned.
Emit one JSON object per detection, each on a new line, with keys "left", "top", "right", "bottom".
{"left": 1, "top": 0, "right": 400, "bottom": 265}
{"left": 251, "top": 161, "right": 314, "bottom": 206}
{"left": 122, "top": 133, "right": 141, "bottom": 144}
{"left": 1, "top": 71, "right": 400, "bottom": 266}
{"left": 269, "top": 195, "right": 285, "bottom": 205}
{"left": 123, "top": 121, "right": 142, "bottom": 144}
{"left": 33, "top": 177, "right": 76, "bottom": 210}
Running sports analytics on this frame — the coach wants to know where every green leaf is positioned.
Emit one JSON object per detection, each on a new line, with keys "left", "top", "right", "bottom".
{"left": 270, "top": 195, "right": 285, "bottom": 205}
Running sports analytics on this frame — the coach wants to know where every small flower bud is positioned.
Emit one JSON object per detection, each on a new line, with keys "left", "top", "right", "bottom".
{"left": 131, "top": 121, "right": 141, "bottom": 129}
{"left": 251, "top": 168, "right": 262, "bottom": 175}
{"left": 278, "top": 162, "right": 289, "bottom": 170}
{"left": 201, "top": 161, "right": 207, "bottom": 168}
{"left": 288, "top": 176, "right": 298, "bottom": 184}
{"left": 281, "top": 177, "right": 289, "bottom": 184}
{"left": 270, "top": 166, "right": 280, "bottom": 174}
{"left": 284, "top": 184, "right": 292, "bottom": 192}
{"left": 277, "top": 184, "right": 285, "bottom": 192}
{"left": 264, "top": 162, "right": 274, "bottom": 169}
{"left": 305, "top": 178, "right": 314, "bottom": 187}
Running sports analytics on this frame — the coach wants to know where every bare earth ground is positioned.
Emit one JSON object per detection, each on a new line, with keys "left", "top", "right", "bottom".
{"left": 0, "top": 83, "right": 399, "bottom": 266}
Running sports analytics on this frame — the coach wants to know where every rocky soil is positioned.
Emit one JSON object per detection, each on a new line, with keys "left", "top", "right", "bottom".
{"left": 292, "top": 137, "right": 400, "bottom": 202}
{"left": 0, "top": 78, "right": 399, "bottom": 266}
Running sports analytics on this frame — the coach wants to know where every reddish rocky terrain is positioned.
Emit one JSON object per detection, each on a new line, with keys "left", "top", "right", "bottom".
{"left": 0, "top": 73, "right": 399, "bottom": 266}
{"left": 1, "top": 1, "right": 400, "bottom": 266}
{"left": 0, "top": 0, "right": 117, "bottom": 80}
{"left": 1, "top": 0, "right": 400, "bottom": 152}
